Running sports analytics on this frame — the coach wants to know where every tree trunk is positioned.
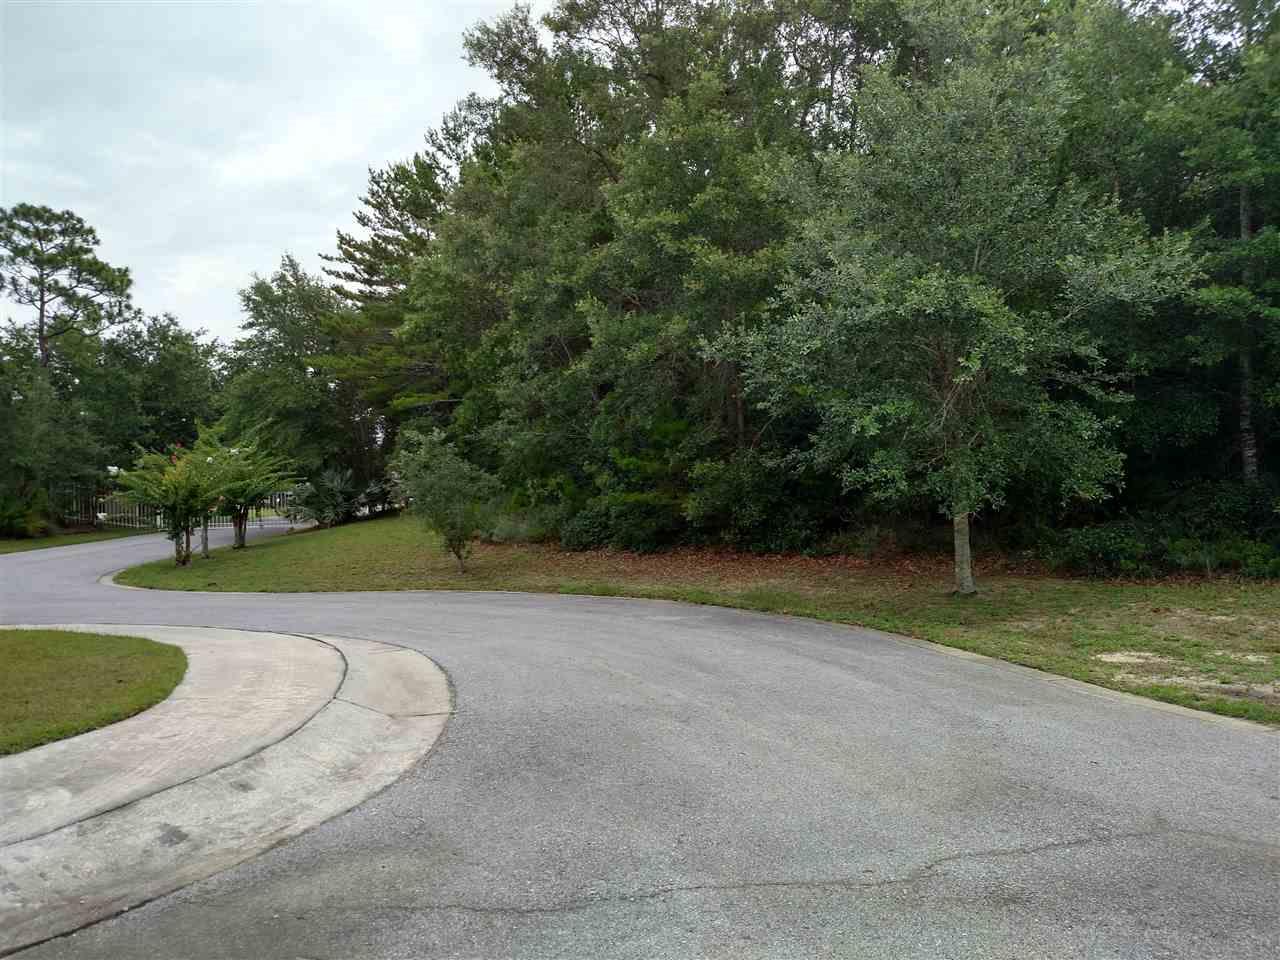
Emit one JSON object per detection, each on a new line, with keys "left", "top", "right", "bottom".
{"left": 732, "top": 366, "right": 746, "bottom": 447}
{"left": 1239, "top": 183, "right": 1259, "bottom": 480}
{"left": 1240, "top": 347, "right": 1259, "bottom": 481}
{"left": 952, "top": 513, "right": 977, "bottom": 595}
{"left": 37, "top": 290, "right": 50, "bottom": 368}
{"left": 1240, "top": 181, "right": 1251, "bottom": 242}
{"left": 175, "top": 527, "right": 192, "bottom": 566}
{"left": 233, "top": 512, "right": 247, "bottom": 549}
{"left": 201, "top": 516, "right": 210, "bottom": 559}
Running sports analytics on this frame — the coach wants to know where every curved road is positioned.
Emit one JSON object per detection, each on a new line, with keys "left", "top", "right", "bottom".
{"left": 3, "top": 532, "right": 1278, "bottom": 959}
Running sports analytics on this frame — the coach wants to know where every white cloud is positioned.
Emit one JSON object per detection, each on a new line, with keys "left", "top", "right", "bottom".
{"left": 0, "top": 0, "right": 550, "bottom": 342}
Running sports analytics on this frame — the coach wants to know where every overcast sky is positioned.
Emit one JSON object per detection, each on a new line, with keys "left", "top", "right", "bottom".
{"left": 1, "top": 0, "right": 547, "bottom": 343}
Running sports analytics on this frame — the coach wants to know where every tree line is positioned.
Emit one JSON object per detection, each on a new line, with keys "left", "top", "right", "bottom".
{"left": 3, "top": 0, "right": 1277, "bottom": 592}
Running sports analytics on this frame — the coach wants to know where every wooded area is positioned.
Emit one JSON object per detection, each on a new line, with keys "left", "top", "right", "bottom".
{"left": 3, "top": 0, "right": 1277, "bottom": 592}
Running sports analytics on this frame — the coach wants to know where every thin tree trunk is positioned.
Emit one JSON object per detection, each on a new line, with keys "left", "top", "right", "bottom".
{"left": 1240, "top": 181, "right": 1251, "bottom": 242}
{"left": 37, "top": 289, "right": 50, "bottom": 368}
{"left": 1241, "top": 347, "right": 1259, "bottom": 481}
{"left": 1240, "top": 182, "right": 1259, "bottom": 480}
{"left": 201, "top": 516, "right": 210, "bottom": 559}
{"left": 953, "top": 513, "right": 977, "bottom": 595}
{"left": 233, "top": 512, "right": 247, "bottom": 548}
{"left": 734, "top": 387, "right": 746, "bottom": 447}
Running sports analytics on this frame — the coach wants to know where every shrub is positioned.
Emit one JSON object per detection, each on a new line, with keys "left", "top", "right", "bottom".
{"left": 1046, "top": 522, "right": 1156, "bottom": 577}
{"left": 1048, "top": 524, "right": 1280, "bottom": 579}
{"left": 559, "top": 500, "right": 613, "bottom": 551}
{"left": 392, "top": 429, "right": 501, "bottom": 572}
{"left": 0, "top": 490, "right": 49, "bottom": 538}
{"left": 1161, "top": 479, "right": 1280, "bottom": 541}
{"left": 486, "top": 504, "right": 561, "bottom": 545}
{"left": 1222, "top": 538, "right": 1280, "bottom": 578}
{"left": 1163, "top": 536, "right": 1220, "bottom": 575}
{"left": 685, "top": 452, "right": 821, "bottom": 552}
{"left": 561, "top": 492, "right": 684, "bottom": 553}
{"left": 290, "top": 468, "right": 361, "bottom": 528}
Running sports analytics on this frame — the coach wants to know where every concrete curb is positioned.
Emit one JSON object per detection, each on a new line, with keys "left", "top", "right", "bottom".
{"left": 0, "top": 626, "right": 451, "bottom": 956}
{"left": 0, "top": 625, "right": 345, "bottom": 845}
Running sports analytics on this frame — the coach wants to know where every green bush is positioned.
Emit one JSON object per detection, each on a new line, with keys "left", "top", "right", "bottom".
{"left": 486, "top": 505, "right": 561, "bottom": 544}
{"left": 392, "top": 429, "right": 501, "bottom": 572}
{"left": 1164, "top": 536, "right": 1221, "bottom": 575}
{"left": 1222, "top": 538, "right": 1280, "bottom": 578}
{"left": 1046, "top": 523, "right": 1157, "bottom": 577}
{"left": 561, "top": 492, "right": 684, "bottom": 552}
{"left": 685, "top": 452, "right": 820, "bottom": 552}
{"left": 1161, "top": 479, "right": 1280, "bottom": 541}
{"left": 289, "top": 468, "right": 361, "bottom": 528}
{"left": 0, "top": 490, "right": 49, "bottom": 539}
{"left": 1048, "top": 523, "right": 1280, "bottom": 579}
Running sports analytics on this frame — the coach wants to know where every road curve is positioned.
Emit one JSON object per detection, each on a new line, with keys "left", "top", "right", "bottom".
{"left": 2, "top": 531, "right": 1278, "bottom": 959}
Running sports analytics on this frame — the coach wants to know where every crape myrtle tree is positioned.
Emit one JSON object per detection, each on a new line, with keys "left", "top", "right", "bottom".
{"left": 733, "top": 24, "right": 1195, "bottom": 594}
{"left": 0, "top": 204, "right": 134, "bottom": 367}
{"left": 118, "top": 446, "right": 218, "bottom": 566}
{"left": 193, "top": 426, "right": 297, "bottom": 549}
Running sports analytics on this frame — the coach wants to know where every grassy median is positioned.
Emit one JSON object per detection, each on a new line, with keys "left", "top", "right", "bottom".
{"left": 0, "top": 629, "right": 187, "bottom": 755}
{"left": 116, "top": 515, "right": 1280, "bottom": 725}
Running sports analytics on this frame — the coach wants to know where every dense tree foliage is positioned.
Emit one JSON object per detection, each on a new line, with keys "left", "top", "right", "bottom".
{"left": 0, "top": 275, "right": 220, "bottom": 536}
{"left": 221, "top": 0, "right": 1272, "bottom": 587}
{"left": 4, "top": 1, "right": 1278, "bottom": 587}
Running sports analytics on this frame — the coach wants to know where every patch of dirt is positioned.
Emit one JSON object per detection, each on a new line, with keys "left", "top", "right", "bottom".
{"left": 1115, "top": 671, "right": 1280, "bottom": 707}
{"left": 1213, "top": 650, "right": 1272, "bottom": 664}
{"left": 1094, "top": 651, "right": 1172, "bottom": 665}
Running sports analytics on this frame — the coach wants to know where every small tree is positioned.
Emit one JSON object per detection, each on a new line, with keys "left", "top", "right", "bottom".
{"left": 118, "top": 446, "right": 216, "bottom": 565}
{"left": 391, "top": 428, "right": 500, "bottom": 572}
{"left": 195, "top": 427, "right": 296, "bottom": 548}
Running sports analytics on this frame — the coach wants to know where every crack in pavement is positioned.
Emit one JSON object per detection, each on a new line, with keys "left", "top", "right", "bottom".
{"left": 365, "top": 827, "right": 1266, "bottom": 918}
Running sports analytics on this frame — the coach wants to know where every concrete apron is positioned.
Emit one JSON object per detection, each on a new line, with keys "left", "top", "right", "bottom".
{"left": 0, "top": 626, "right": 451, "bottom": 955}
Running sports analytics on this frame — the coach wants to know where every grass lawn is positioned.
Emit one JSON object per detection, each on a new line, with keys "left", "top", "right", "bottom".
{"left": 116, "top": 515, "right": 1280, "bottom": 725}
{"left": 0, "top": 527, "right": 152, "bottom": 555}
{"left": 0, "top": 629, "right": 187, "bottom": 755}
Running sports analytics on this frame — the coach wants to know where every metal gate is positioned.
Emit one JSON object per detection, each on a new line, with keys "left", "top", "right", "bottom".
{"left": 49, "top": 486, "right": 296, "bottom": 530}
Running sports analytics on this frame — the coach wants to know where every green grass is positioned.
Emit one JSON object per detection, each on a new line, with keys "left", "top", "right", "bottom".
{"left": 0, "top": 629, "right": 188, "bottom": 755}
{"left": 116, "top": 515, "right": 1280, "bottom": 725}
{"left": 0, "top": 527, "right": 152, "bottom": 555}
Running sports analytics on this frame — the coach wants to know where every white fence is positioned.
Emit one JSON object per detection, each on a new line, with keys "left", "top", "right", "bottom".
{"left": 51, "top": 487, "right": 295, "bottom": 530}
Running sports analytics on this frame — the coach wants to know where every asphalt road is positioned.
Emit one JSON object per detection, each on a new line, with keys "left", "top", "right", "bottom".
{"left": 3, "top": 531, "right": 1278, "bottom": 959}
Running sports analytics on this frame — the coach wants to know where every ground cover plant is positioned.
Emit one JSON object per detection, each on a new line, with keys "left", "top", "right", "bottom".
{"left": 117, "top": 516, "right": 1280, "bottom": 725}
{"left": 0, "top": 628, "right": 187, "bottom": 755}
